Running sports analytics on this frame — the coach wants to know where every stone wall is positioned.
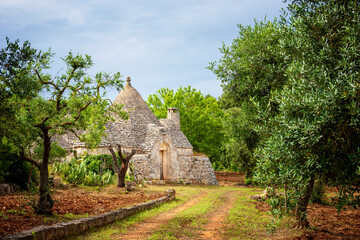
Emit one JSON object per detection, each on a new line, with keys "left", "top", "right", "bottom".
{"left": 178, "top": 156, "right": 218, "bottom": 185}
{"left": 131, "top": 154, "right": 218, "bottom": 185}
{"left": 131, "top": 154, "right": 154, "bottom": 181}
{"left": 176, "top": 148, "right": 193, "bottom": 156}
{"left": 3, "top": 190, "right": 176, "bottom": 240}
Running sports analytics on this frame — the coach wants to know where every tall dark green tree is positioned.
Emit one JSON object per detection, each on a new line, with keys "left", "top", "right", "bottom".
{"left": 147, "top": 86, "right": 223, "bottom": 164}
{"left": 210, "top": 0, "right": 360, "bottom": 228}
{"left": 209, "top": 20, "right": 287, "bottom": 175}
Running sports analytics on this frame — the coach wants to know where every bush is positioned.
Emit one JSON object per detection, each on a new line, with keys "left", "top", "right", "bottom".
{"left": 54, "top": 157, "right": 114, "bottom": 186}
{"left": 83, "top": 154, "right": 113, "bottom": 174}
{"left": 244, "top": 178, "right": 253, "bottom": 185}
{"left": 0, "top": 151, "right": 38, "bottom": 189}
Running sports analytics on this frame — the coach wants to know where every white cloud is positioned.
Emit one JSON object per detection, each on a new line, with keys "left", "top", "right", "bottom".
{"left": 0, "top": 0, "right": 91, "bottom": 26}
{"left": 1, "top": 0, "right": 287, "bottom": 100}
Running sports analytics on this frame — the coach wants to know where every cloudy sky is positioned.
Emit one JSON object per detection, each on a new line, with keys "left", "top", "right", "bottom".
{"left": 1, "top": 0, "right": 287, "bottom": 101}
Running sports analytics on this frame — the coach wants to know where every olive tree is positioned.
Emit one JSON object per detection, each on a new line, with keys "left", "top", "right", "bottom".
{"left": 258, "top": 0, "right": 360, "bottom": 228}
{"left": 210, "top": 0, "right": 360, "bottom": 228}
{"left": 1, "top": 39, "right": 124, "bottom": 215}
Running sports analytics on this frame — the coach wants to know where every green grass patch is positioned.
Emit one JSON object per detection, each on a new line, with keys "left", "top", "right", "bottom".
{"left": 222, "top": 188, "right": 270, "bottom": 240}
{"left": 148, "top": 188, "right": 226, "bottom": 240}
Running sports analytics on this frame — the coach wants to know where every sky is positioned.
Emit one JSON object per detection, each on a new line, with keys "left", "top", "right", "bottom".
{"left": 0, "top": 0, "right": 287, "bottom": 101}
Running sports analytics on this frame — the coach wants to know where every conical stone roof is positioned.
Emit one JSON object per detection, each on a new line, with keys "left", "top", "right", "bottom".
{"left": 56, "top": 77, "right": 193, "bottom": 151}
{"left": 104, "top": 77, "right": 161, "bottom": 149}
{"left": 112, "top": 77, "right": 160, "bottom": 125}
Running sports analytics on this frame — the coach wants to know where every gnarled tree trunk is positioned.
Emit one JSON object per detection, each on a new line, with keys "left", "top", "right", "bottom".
{"left": 294, "top": 173, "right": 315, "bottom": 229}
{"left": 20, "top": 127, "right": 53, "bottom": 215}
{"left": 36, "top": 128, "right": 53, "bottom": 215}
{"left": 108, "top": 145, "right": 136, "bottom": 188}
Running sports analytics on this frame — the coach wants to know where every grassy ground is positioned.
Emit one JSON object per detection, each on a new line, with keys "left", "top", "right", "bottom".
{"left": 148, "top": 187, "right": 225, "bottom": 239}
{"left": 68, "top": 184, "right": 298, "bottom": 240}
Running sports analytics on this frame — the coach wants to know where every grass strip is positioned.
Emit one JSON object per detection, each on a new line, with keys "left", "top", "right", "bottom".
{"left": 148, "top": 188, "right": 226, "bottom": 240}
{"left": 222, "top": 188, "right": 270, "bottom": 240}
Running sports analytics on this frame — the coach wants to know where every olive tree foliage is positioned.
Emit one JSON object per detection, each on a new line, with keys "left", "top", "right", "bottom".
{"left": 256, "top": 0, "right": 360, "bottom": 228}
{"left": 208, "top": 20, "right": 287, "bottom": 174}
{"left": 0, "top": 38, "right": 50, "bottom": 149}
{"left": 0, "top": 38, "right": 50, "bottom": 187}
{"left": 1, "top": 38, "right": 125, "bottom": 215}
{"left": 209, "top": 0, "right": 360, "bottom": 228}
{"left": 146, "top": 86, "right": 224, "bottom": 165}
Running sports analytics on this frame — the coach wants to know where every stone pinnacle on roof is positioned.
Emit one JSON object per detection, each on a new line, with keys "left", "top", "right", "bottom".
{"left": 126, "top": 76, "right": 131, "bottom": 86}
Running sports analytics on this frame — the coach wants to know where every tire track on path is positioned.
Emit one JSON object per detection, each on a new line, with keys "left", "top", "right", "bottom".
{"left": 199, "top": 190, "right": 237, "bottom": 240}
{"left": 114, "top": 190, "right": 209, "bottom": 240}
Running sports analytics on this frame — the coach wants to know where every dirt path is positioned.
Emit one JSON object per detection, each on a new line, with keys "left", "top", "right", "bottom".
{"left": 199, "top": 191, "right": 237, "bottom": 240}
{"left": 115, "top": 190, "right": 209, "bottom": 240}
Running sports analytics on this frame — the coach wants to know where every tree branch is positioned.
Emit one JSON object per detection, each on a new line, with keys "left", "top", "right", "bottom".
{"left": 116, "top": 144, "right": 124, "bottom": 162}
{"left": 35, "top": 69, "right": 59, "bottom": 91}
{"left": 55, "top": 67, "right": 77, "bottom": 110}
{"left": 19, "top": 147, "right": 41, "bottom": 170}
{"left": 127, "top": 149, "right": 136, "bottom": 160}
{"left": 57, "top": 101, "right": 92, "bottom": 127}
{"left": 69, "top": 129, "right": 83, "bottom": 141}
{"left": 108, "top": 146, "right": 121, "bottom": 173}
{"left": 71, "top": 81, "right": 87, "bottom": 97}
{"left": 33, "top": 116, "right": 50, "bottom": 129}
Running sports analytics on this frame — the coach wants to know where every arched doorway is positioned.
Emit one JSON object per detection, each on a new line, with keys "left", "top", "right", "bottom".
{"left": 159, "top": 142, "right": 171, "bottom": 181}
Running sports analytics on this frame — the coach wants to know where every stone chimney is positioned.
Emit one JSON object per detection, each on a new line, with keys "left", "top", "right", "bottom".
{"left": 167, "top": 107, "right": 180, "bottom": 128}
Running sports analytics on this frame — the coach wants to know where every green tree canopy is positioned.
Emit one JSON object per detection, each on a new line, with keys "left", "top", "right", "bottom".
{"left": 209, "top": 20, "right": 287, "bottom": 174}
{"left": 256, "top": 0, "right": 360, "bottom": 227}
{"left": 0, "top": 38, "right": 51, "bottom": 149}
{"left": 147, "top": 86, "right": 224, "bottom": 164}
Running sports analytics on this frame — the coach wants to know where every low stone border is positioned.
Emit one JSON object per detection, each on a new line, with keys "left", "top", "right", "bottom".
{"left": 3, "top": 189, "right": 176, "bottom": 240}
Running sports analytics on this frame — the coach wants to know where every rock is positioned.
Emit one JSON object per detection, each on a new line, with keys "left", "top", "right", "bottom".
{"left": 0, "top": 183, "right": 20, "bottom": 196}
{"left": 53, "top": 178, "right": 61, "bottom": 188}
{"left": 126, "top": 180, "right": 136, "bottom": 187}
{"left": 165, "top": 189, "right": 176, "bottom": 198}
{"left": 125, "top": 181, "right": 136, "bottom": 191}
{"left": 249, "top": 189, "right": 268, "bottom": 201}
{"left": 0, "top": 184, "right": 11, "bottom": 196}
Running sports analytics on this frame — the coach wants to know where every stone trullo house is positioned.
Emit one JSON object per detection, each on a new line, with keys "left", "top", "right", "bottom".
{"left": 58, "top": 77, "right": 218, "bottom": 185}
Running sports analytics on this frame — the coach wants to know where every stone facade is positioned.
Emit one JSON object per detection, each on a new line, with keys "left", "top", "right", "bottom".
{"left": 57, "top": 77, "right": 218, "bottom": 185}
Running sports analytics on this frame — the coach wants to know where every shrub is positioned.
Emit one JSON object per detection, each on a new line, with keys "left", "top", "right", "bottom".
{"left": 83, "top": 154, "right": 113, "bottom": 175}
{"left": 0, "top": 151, "right": 38, "bottom": 189}
{"left": 54, "top": 157, "right": 114, "bottom": 186}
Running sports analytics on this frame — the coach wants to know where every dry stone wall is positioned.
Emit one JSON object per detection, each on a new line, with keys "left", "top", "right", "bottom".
{"left": 131, "top": 154, "right": 155, "bottom": 181}
{"left": 178, "top": 156, "right": 218, "bottom": 185}
{"left": 131, "top": 154, "right": 218, "bottom": 185}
